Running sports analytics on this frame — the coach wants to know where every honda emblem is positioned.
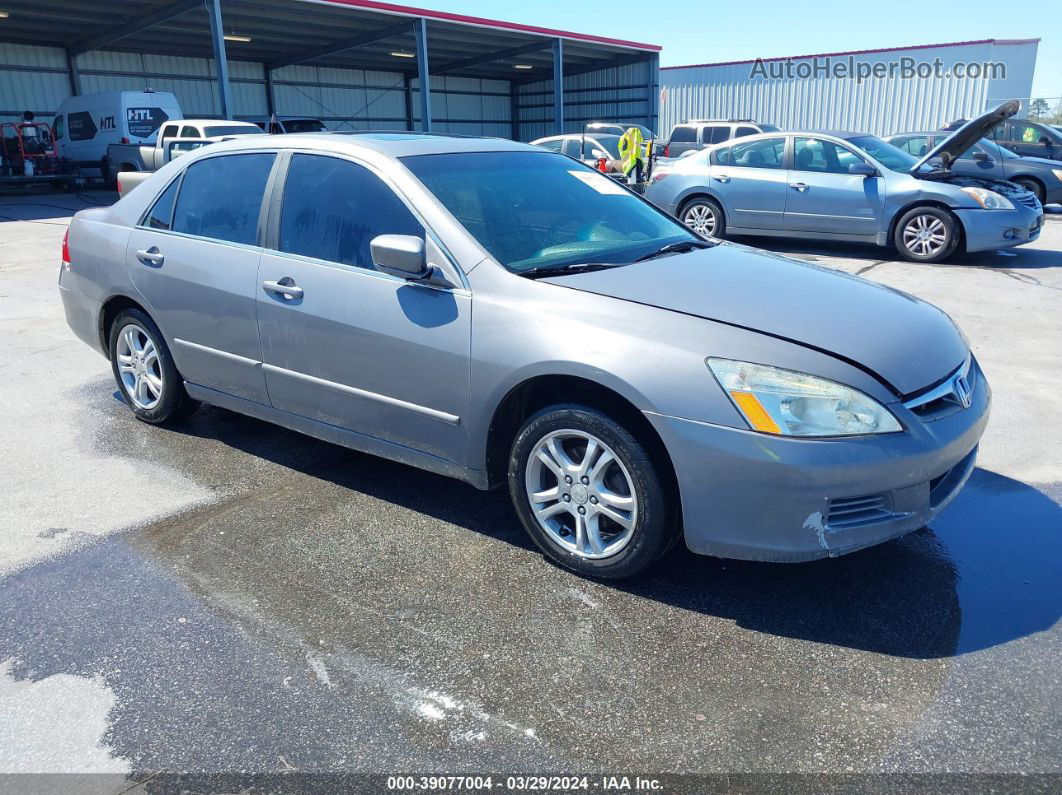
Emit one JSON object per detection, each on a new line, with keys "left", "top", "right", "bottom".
{"left": 953, "top": 375, "right": 972, "bottom": 409}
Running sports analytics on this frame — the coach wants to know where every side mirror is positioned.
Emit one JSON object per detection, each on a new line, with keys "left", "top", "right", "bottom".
{"left": 1039, "top": 136, "right": 1052, "bottom": 146}
{"left": 848, "top": 162, "right": 877, "bottom": 177}
{"left": 971, "top": 151, "right": 990, "bottom": 162}
{"left": 371, "top": 234, "right": 430, "bottom": 280}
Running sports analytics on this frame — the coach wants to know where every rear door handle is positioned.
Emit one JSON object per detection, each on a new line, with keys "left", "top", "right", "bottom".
{"left": 789, "top": 182, "right": 809, "bottom": 192}
{"left": 714, "top": 174, "right": 731, "bottom": 183}
{"left": 262, "top": 278, "right": 304, "bottom": 300}
{"left": 136, "top": 246, "right": 164, "bottom": 266}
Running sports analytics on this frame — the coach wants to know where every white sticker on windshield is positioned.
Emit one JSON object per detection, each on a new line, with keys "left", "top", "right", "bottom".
{"left": 568, "top": 170, "right": 629, "bottom": 196}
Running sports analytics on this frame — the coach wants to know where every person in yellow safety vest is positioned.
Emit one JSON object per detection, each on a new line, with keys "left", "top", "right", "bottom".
{"left": 617, "top": 126, "right": 647, "bottom": 184}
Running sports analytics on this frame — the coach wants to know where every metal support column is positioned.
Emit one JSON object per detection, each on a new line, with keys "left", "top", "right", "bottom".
{"left": 404, "top": 73, "right": 415, "bottom": 131}
{"left": 265, "top": 69, "right": 275, "bottom": 117}
{"left": 413, "top": 18, "right": 431, "bottom": 132}
{"left": 206, "top": 0, "right": 234, "bottom": 119}
{"left": 648, "top": 52, "right": 659, "bottom": 135}
{"left": 552, "top": 38, "right": 564, "bottom": 134}
{"left": 510, "top": 81, "right": 519, "bottom": 141}
{"left": 66, "top": 50, "right": 82, "bottom": 96}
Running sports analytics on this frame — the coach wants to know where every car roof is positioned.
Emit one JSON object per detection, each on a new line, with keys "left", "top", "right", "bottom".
{"left": 531, "top": 133, "right": 621, "bottom": 142}
{"left": 188, "top": 130, "right": 538, "bottom": 158}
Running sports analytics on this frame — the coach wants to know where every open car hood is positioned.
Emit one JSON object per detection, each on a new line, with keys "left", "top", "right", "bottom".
{"left": 912, "top": 99, "right": 1019, "bottom": 173}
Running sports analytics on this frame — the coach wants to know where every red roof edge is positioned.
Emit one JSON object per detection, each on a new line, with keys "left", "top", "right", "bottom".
{"left": 309, "top": 0, "right": 662, "bottom": 51}
{"left": 660, "top": 38, "right": 1041, "bottom": 71}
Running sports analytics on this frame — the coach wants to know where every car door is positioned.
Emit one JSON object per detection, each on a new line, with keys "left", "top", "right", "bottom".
{"left": 708, "top": 136, "right": 788, "bottom": 230}
{"left": 952, "top": 141, "right": 1005, "bottom": 180}
{"left": 256, "top": 152, "right": 471, "bottom": 464}
{"left": 783, "top": 136, "right": 883, "bottom": 235}
{"left": 125, "top": 151, "right": 276, "bottom": 403}
{"left": 699, "top": 124, "right": 731, "bottom": 149}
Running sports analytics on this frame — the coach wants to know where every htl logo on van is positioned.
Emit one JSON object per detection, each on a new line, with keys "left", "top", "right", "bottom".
{"left": 126, "top": 107, "right": 169, "bottom": 139}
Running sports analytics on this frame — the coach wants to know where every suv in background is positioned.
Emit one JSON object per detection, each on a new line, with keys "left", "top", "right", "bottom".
{"left": 664, "top": 119, "right": 781, "bottom": 158}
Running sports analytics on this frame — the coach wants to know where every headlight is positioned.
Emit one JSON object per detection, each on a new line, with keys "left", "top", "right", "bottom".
{"left": 960, "top": 187, "right": 1014, "bottom": 210}
{"left": 706, "top": 359, "right": 902, "bottom": 437}
{"left": 1051, "top": 169, "right": 1062, "bottom": 182}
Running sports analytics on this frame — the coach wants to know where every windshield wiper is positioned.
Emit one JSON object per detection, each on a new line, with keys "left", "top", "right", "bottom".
{"left": 517, "top": 262, "right": 629, "bottom": 280}
{"left": 633, "top": 239, "right": 714, "bottom": 263}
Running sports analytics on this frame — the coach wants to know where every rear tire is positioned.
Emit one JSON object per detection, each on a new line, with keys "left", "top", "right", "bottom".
{"left": 1012, "top": 177, "right": 1045, "bottom": 206}
{"left": 680, "top": 197, "right": 725, "bottom": 239}
{"left": 108, "top": 308, "right": 196, "bottom": 424}
{"left": 508, "top": 404, "right": 678, "bottom": 580}
{"left": 894, "top": 206, "right": 959, "bottom": 263}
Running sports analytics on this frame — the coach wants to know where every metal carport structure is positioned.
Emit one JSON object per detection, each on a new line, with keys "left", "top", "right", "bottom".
{"left": 0, "top": 0, "right": 661, "bottom": 139}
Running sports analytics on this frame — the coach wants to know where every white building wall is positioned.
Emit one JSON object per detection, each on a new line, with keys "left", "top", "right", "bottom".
{"left": 659, "top": 40, "right": 1038, "bottom": 137}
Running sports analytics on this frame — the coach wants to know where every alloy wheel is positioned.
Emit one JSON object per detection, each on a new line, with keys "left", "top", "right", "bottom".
{"left": 902, "top": 214, "right": 947, "bottom": 257}
{"left": 524, "top": 430, "right": 638, "bottom": 560}
{"left": 115, "top": 323, "right": 163, "bottom": 410}
{"left": 682, "top": 203, "right": 716, "bottom": 236}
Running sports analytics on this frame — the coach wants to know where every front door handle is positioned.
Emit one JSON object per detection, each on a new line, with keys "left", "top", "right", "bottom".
{"left": 262, "top": 278, "right": 304, "bottom": 300}
{"left": 714, "top": 174, "right": 731, "bottom": 183}
{"left": 136, "top": 246, "right": 164, "bottom": 266}
{"left": 789, "top": 182, "right": 809, "bottom": 192}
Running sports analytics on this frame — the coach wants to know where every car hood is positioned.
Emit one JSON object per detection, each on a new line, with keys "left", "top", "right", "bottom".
{"left": 913, "top": 100, "right": 1019, "bottom": 172}
{"left": 542, "top": 244, "right": 968, "bottom": 396}
{"left": 919, "top": 171, "right": 1036, "bottom": 198}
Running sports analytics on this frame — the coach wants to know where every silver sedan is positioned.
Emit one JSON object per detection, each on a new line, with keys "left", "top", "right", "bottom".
{"left": 60, "top": 132, "right": 987, "bottom": 578}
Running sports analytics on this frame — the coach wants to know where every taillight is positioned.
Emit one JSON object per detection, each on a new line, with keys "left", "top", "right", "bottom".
{"left": 116, "top": 178, "right": 123, "bottom": 198}
{"left": 61, "top": 228, "right": 71, "bottom": 270}
{"left": 664, "top": 145, "right": 670, "bottom": 157}
{"left": 120, "top": 136, "right": 129, "bottom": 144}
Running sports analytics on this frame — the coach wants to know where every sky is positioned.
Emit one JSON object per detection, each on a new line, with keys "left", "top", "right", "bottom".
{"left": 440, "top": 0, "right": 1060, "bottom": 100}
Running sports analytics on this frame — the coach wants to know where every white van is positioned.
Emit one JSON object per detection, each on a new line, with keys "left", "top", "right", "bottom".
{"left": 53, "top": 90, "right": 183, "bottom": 176}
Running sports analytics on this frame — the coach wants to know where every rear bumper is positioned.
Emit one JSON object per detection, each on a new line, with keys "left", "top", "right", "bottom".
{"left": 646, "top": 359, "right": 990, "bottom": 562}
{"left": 59, "top": 282, "right": 105, "bottom": 356}
{"left": 955, "top": 205, "right": 1043, "bottom": 252}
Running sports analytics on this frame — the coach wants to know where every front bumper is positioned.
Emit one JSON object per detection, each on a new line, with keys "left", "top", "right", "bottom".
{"left": 646, "top": 358, "right": 990, "bottom": 562}
{"left": 955, "top": 205, "right": 1044, "bottom": 252}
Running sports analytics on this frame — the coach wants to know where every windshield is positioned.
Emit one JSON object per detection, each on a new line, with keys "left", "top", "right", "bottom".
{"left": 403, "top": 151, "right": 696, "bottom": 273}
{"left": 284, "top": 119, "right": 327, "bottom": 133}
{"left": 592, "top": 136, "right": 622, "bottom": 158}
{"left": 204, "top": 125, "right": 265, "bottom": 137}
{"left": 847, "top": 135, "right": 919, "bottom": 172}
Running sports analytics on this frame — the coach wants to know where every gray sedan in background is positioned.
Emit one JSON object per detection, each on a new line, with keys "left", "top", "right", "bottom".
{"left": 60, "top": 132, "right": 987, "bottom": 578}
{"left": 885, "top": 131, "right": 1062, "bottom": 206}
{"left": 646, "top": 101, "right": 1043, "bottom": 262}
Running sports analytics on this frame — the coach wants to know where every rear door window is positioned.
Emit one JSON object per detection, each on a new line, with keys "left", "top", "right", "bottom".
{"left": 702, "top": 125, "right": 731, "bottom": 144}
{"left": 277, "top": 154, "right": 423, "bottom": 269}
{"left": 171, "top": 153, "right": 275, "bottom": 245}
{"left": 714, "top": 137, "right": 785, "bottom": 168}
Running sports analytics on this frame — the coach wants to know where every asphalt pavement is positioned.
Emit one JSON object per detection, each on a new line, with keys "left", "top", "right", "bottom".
{"left": 0, "top": 192, "right": 1059, "bottom": 790}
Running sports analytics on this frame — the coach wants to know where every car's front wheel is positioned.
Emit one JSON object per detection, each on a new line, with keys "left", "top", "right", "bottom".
{"left": 108, "top": 308, "right": 196, "bottom": 424}
{"left": 680, "top": 197, "right": 725, "bottom": 239}
{"left": 894, "top": 206, "right": 959, "bottom": 263}
{"left": 508, "top": 404, "right": 677, "bottom": 579}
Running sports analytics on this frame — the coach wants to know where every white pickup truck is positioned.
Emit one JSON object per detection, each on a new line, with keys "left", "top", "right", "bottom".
{"left": 105, "top": 119, "right": 264, "bottom": 184}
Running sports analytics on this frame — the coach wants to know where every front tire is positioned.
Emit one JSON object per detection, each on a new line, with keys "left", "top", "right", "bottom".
{"left": 108, "top": 308, "right": 196, "bottom": 424}
{"left": 894, "top": 206, "right": 959, "bottom": 263}
{"left": 680, "top": 197, "right": 725, "bottom": 239}
{"left": 508, "top": 404, "right": 677, "bottom": 579}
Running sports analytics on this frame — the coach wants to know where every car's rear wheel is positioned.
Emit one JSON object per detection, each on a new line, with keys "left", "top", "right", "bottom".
{"left": 508, "top": 404, "right": 677, "bottom": 579}
{"left": 680, "top": 197, "right": 724, "bottom": 239}
{"left": 894, "top": 206, "right": 959, "bottom": 263}
{"left": 1011, "top": 177, "right": 1045, "bottom": 206}
{"left": 108, "top": 308, "right": 196, "bottom": 424}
